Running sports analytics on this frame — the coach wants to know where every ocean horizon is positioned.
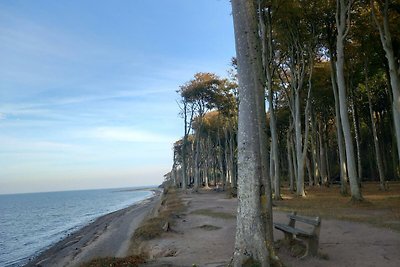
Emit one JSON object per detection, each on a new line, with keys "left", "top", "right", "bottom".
{"left": 0, "top": 186, "right": 155, "bottom": 267}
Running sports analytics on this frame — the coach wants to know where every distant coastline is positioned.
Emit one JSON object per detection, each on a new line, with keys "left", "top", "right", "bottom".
{"left": 0, "top": 187, "right": 158, "bottom": 267}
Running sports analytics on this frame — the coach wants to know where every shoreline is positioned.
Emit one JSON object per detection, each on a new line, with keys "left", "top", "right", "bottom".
{"left": 25, "top": 189, "right": 161, "bottom": 267}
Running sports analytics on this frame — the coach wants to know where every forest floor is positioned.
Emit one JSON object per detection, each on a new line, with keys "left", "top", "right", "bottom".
{"left": 140, "top": 182, "right": 400, "bottom": 267}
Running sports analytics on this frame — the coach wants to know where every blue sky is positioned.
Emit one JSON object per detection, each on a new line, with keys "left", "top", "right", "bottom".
{"left": 0, "top": 0, "right": 235, "bottom": 194}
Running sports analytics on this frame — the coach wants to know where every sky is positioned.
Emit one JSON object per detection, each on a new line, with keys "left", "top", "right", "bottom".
{"left": 0, "top": 0, "right": 235, "bottom": 194}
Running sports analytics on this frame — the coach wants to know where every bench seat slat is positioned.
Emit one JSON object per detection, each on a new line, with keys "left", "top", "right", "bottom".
{"left": 274, "top": 223, "right": 312, "bottom": 237}
{"left": 288, "top": 215, "right": 321, "bottom": 226}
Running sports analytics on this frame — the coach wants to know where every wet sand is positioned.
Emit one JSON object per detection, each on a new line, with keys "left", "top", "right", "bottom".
{"left": 25, "top": 190, "right": 161, "bottom": 267}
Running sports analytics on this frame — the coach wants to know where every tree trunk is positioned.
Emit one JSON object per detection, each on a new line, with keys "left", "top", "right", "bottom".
{"left": 350, "top": 86, "right": 362, "bottom": 185}
{"left": 310, "top": 110, "right": 320, "bottom": 186}
{"left": 181, "top": 107, "right": 189, "bottom": 190}
{"left": 335, "top": 0, "right": 363, "bottom": 201}
{"left": 230, "top": 129, "right": 237, "bottom": 188}
{"left": 217, "top": 132, "right": 225, "bottom": 190}
{"left": 270, "top": 100, "right": 281, "bottom": 199}
{"left": 290, "top": 123, "right": 298, "bottom": 192}
{"left": 287, "top": 131, "right": 295, "bottom": 192}
{"left": 319, "top": 122, "right": 328, "bottom": 185}
{"left": 204, "top": 135, "right": 211, "bottom": 188}
{"left": 371, "top": 0, "right": 400, "bottom": 166}
{"left": 193, "top": 130, "right": 201, "bottom": 192}
{"left": 259, "top": 7, "right": 280, "bottom": 200}
{"left": 325, "top": 135, "right": 331, "bottom": 183}
{"left": 224, "top": 128, "right": 232, "bottom": 185}
{"left": 365, "top": 69, "right": 386, "bottom": 190}
{"left": 306, "top": 153, "right": 313, "bottom": 186}
{"left": 295, "top": 90, "right": 306, "bottom": 196}
{"left": 231, "top": 0, "right": 271, "bottom": 265}
{"left": 330, "top": 59, "right": 349, "bottom": 195}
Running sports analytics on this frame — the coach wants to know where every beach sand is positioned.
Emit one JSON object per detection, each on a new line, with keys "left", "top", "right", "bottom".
{"left": 25, "top": 190, "right": 161, "bottom": 267}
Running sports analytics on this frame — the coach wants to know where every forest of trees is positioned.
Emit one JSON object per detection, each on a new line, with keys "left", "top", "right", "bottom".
{"left": 165, "top": 0, "right": 399, "bottom": 265}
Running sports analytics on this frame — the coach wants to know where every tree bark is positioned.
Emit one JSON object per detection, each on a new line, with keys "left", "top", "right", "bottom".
{"left": 259, "top": 5, "right": 280, "bottom": 200}
{"left": 193, "top": 130, "right": 201, "bottom": 192}
{"left": 330, "top": 59, "right": 349, "bottom": 195}
{"left": 371, "top": 0, "right": 400, "bottom": 166}
{"left": 350, "top": 86, "right": 362, "bottom": 185}
{"left": 365, "top": 66, "right": 386, "bottom": 190}
{"left": 335, "top": 0, "right": 363, "bottom": 201}
{"left": 319, "top": 121, "right": 328, "bottom": 185}
{"left": 310, "top": 110, "right": 319, "bottom": 186}
{"left": 231, "top": 0, "right": 271, "bottom": 265}
{"left": 287, "top": 130, "right": 295, "bottom": 192}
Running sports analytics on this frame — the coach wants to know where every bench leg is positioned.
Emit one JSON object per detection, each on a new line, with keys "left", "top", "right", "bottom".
{"left": 283, "top": 232, "right": 293, "bottom": 242}
{"left": 303, "top": 237, "right": 318, "bottom": 258}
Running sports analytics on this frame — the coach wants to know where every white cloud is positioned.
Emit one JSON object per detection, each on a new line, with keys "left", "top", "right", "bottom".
{"left": 0, "top": 113, "right": 5, "bottom": 120}
{"left": 0, "top": 135, "right": 82, "bottom": 153}
{"left": 89, "top": 127, "right": 174, "bottom": 143}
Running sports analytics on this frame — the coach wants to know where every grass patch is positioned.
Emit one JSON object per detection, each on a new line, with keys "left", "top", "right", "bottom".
{"left": 191, "top": 209, "right": 236, "bottom": 219}
{"left": 196, "top": 224, "right": 221, "bottom": 231}
{"left": 80, "top": 255, "right": 145, "bottom": 267}
{"left": 133, "top": 188, "right": 185, "bottom": 241}
{"left": 129, "top": 187, "right": 185, "bottom": 257}
{"left": 132, "top": 217, "right": 165, "bottom": 241}
{"left": 274, "top": 182, "right": 400, "bottom": 232}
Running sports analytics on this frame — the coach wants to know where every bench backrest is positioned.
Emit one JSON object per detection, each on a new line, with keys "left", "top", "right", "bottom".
{"left": 288, "top": 211, "right": 321, "bottom": 236}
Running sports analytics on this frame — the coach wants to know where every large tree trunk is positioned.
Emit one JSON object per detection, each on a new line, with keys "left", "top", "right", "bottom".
{"left": 231, "top": 0, "right": 271, "bottom": 265}
{"left": 371, "top": 0, "right": 400, "bottom": 166}
{"left": 335, "top": 0, "right": 363, "bottom": 201}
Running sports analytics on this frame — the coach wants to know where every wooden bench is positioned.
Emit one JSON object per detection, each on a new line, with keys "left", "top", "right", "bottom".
{"left": 274, "top": 212, "right": 321, "bottom": 257}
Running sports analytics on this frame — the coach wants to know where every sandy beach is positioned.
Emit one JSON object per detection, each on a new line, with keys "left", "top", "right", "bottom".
{"left": 25, "top": 190, "right": 161, "bottom": 267}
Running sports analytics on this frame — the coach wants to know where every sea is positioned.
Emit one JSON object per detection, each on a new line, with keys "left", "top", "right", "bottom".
{"left": 0, "top": 187, "right": 154, "bottom": 267}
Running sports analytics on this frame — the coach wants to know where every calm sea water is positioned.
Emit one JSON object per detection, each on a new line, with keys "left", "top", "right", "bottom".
{"left": 0, "top": 187, "right": 153, "bottom": 267}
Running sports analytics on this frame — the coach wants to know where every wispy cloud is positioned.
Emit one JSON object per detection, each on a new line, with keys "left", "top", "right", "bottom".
{"left": 0, "top": 135, "right": 83, "bottom": 153}
{"left": 88, "top": 127, "right": 174, "bottom": 143}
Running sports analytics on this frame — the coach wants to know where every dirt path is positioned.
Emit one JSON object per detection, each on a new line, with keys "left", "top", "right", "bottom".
{"left": 143, "top": 190, "right": 400, "bottom": 267}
